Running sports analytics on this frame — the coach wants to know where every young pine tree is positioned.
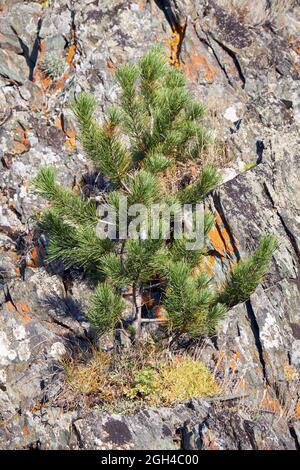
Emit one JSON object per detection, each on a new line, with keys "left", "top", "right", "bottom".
{"left": 33, "top": 46, "right": 277, "bottom": 343}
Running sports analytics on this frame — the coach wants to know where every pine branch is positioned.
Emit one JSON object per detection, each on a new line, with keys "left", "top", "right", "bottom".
{"left": 185, "top": 100, "right": 205, "bottom": 120}
{"left": 33, "top": 168, "right": 97, "bottom": 225}
{"left": 218, "top": 234, "right": 278, "bottom": 307}
{"left": 115, "top": 63, "right": 148, "bottom": 151}
{"left": 170, "top": 237, "right": 204, "bottom": 267}
{"left": 139, "top": 45, "right": 167, "bottom": 109}
{"left": 124, "top": 239, "right": 168, "bottom": 284}
{"left": 100, "top": 252, "right": 129, "bottom": 288}
{"left": 206, "top": 303, "right": 228, "bottom": 335}
{"left": 179, "top": 166, "right": 221, "bottom": 204}
{"left": 162, "top": 259, "right": 226, "bottom": 338}
{"left": 38, "top": 211, "right": 113, "bottom": 271}
{"left": 163, "top": 260, "right": 198, "bottom": 332}
{"left": 204, "top": 211, "right": 215, "bottom": 237}
{"left": 87, "top": 282, "right": 125, "bottom": 335}
{"left": 72, "top": 94, "right": 131, "bottom": 184}
{"left": 71, "top": 92, "right": 97, "bottom": 134}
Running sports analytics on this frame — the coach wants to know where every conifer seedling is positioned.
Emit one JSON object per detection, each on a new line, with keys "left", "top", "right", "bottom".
{"left": 33, "top": 46, "right": 277, "bottom": 344}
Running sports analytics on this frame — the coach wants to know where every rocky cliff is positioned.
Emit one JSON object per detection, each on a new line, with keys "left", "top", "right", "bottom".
{"left": 0, "top": 0, "right": 299, "bottom": 449}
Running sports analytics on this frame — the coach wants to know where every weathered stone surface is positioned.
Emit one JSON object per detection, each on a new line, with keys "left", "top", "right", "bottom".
{"left": 0, "top": 49, "right": 28, "bottom": 84}
{"left": 201, "top": 155, "right": 300, "bottom": 408}
{"left": 0, "top": 0, "right": 300, "bottom": 449}
{"left": 0, "top": 261, "right": 90, "bottom": 419}
{"left": 0, "top": 398, "right": 298, "bottom": 450}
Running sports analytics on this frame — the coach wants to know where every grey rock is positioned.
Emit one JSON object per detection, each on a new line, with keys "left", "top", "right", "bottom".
{"left": 0, "top": 49, "right": 28, "bottom": 84}
{"left": 0, "top": 398, "right": 297, "bottom": 450}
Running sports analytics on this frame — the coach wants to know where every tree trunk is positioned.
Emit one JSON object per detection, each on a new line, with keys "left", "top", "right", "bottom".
{"left": 133, "top": 283, "right": 142, "bottom": 340}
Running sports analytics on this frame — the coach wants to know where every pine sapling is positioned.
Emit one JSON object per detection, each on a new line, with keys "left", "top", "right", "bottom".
{"left": 33, "top": 46, "right": 277, "bottom": 344}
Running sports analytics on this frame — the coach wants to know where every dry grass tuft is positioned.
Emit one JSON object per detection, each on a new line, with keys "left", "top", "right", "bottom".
{"left": 61, "top": 350, "right": 118, "bottom": 400}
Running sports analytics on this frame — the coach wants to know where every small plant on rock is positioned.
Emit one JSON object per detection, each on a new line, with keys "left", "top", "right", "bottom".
{"left": 33, "top": 46, "right": 277, "bottom": 345}
{"left": 41, "top": 51, "right": 66, "bottom": 79}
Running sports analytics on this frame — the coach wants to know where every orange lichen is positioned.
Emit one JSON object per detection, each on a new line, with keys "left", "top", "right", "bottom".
{"left": 7, "top": 301, "right": 15, "bottom": 312}
{"left": 164, "top": 22, "right": 186, "bottom": 67}
{"left": 214, "top": 350, "right": 226, "bottom": 372}
{"left": 200, "top": 255, "right": 216, "bottom": 276}
{"left": 228, "top": 351, "right": 242, "bottom": 371}
{"left": 18, "top": 303, "right": 31, "bottom": 322}
{"left": 214, "top": 350, "right": 244, "bottom": 375}
{"left": 208, "top": 438, "right": 219, "bottom": 451}
{"left": 34, "top": 40, "right": 76, "bottom": 95}
{"left": 33, "top": 40, "right": 52, "bottom": 90}
{"left": 51, "top": 70, "right": 70, "bottom": 93}
{"left": 132, "top": 0, "right": 146, "bottom": 9}
{"left": 60, "top": 115, "right": 76, "bottom": 150}
{"left": 107, "top": 57, "right": 116, "bottom": 72}
{"left": 18, "top": 303, "right": 31, "bottom": 314}
{"left": 55, "top": 113, "right": 76, "bottom": 150}
{"left": 202, "top": 430, "right": 219, "bottom": 450}
{"left": 12, "top": 127, "right": 30, "bottom": 155}
{"left": 22, "top": 426, "right": 30, "bottom": 437}
{"left": 153, "top": 305, "right": 168, "bottom": 320}
{"left": 183, "top": 53, "right": 218, "bottom": 83}
{"left": 30, "top": 402, "right": 44, "bottom": 413}
{"left": 295, "top": 402, "right": 300, "bottom": 418}
{"left": 64, "top": 129, "right": 76, "bottom": 150}
{"left": 66, "top": 44, "right": 76, "bottom": 66}
{"left": 260, "top": 394, "right": 282, "bottom": 414}
{"left": 6, "top": 300, "right": 31, "bottom": 322}
{"left": 55, "top": 114, "right": 63, "bottom": 130}
{"left": 26, "top": 246, "right": 40, "bottom": 268}
{"left": 208, "top": 214, "right": 238, "bottom": 259}
{"left": 208, "top": 226, "right": 227, "bottom": 256}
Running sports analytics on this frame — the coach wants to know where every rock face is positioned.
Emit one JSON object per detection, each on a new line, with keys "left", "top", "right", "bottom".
{"left": 0, "top": 397, "right": 298, "bottom": 450}
{"left": 0, "top": 0, "right": 299, "bottom": 449}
